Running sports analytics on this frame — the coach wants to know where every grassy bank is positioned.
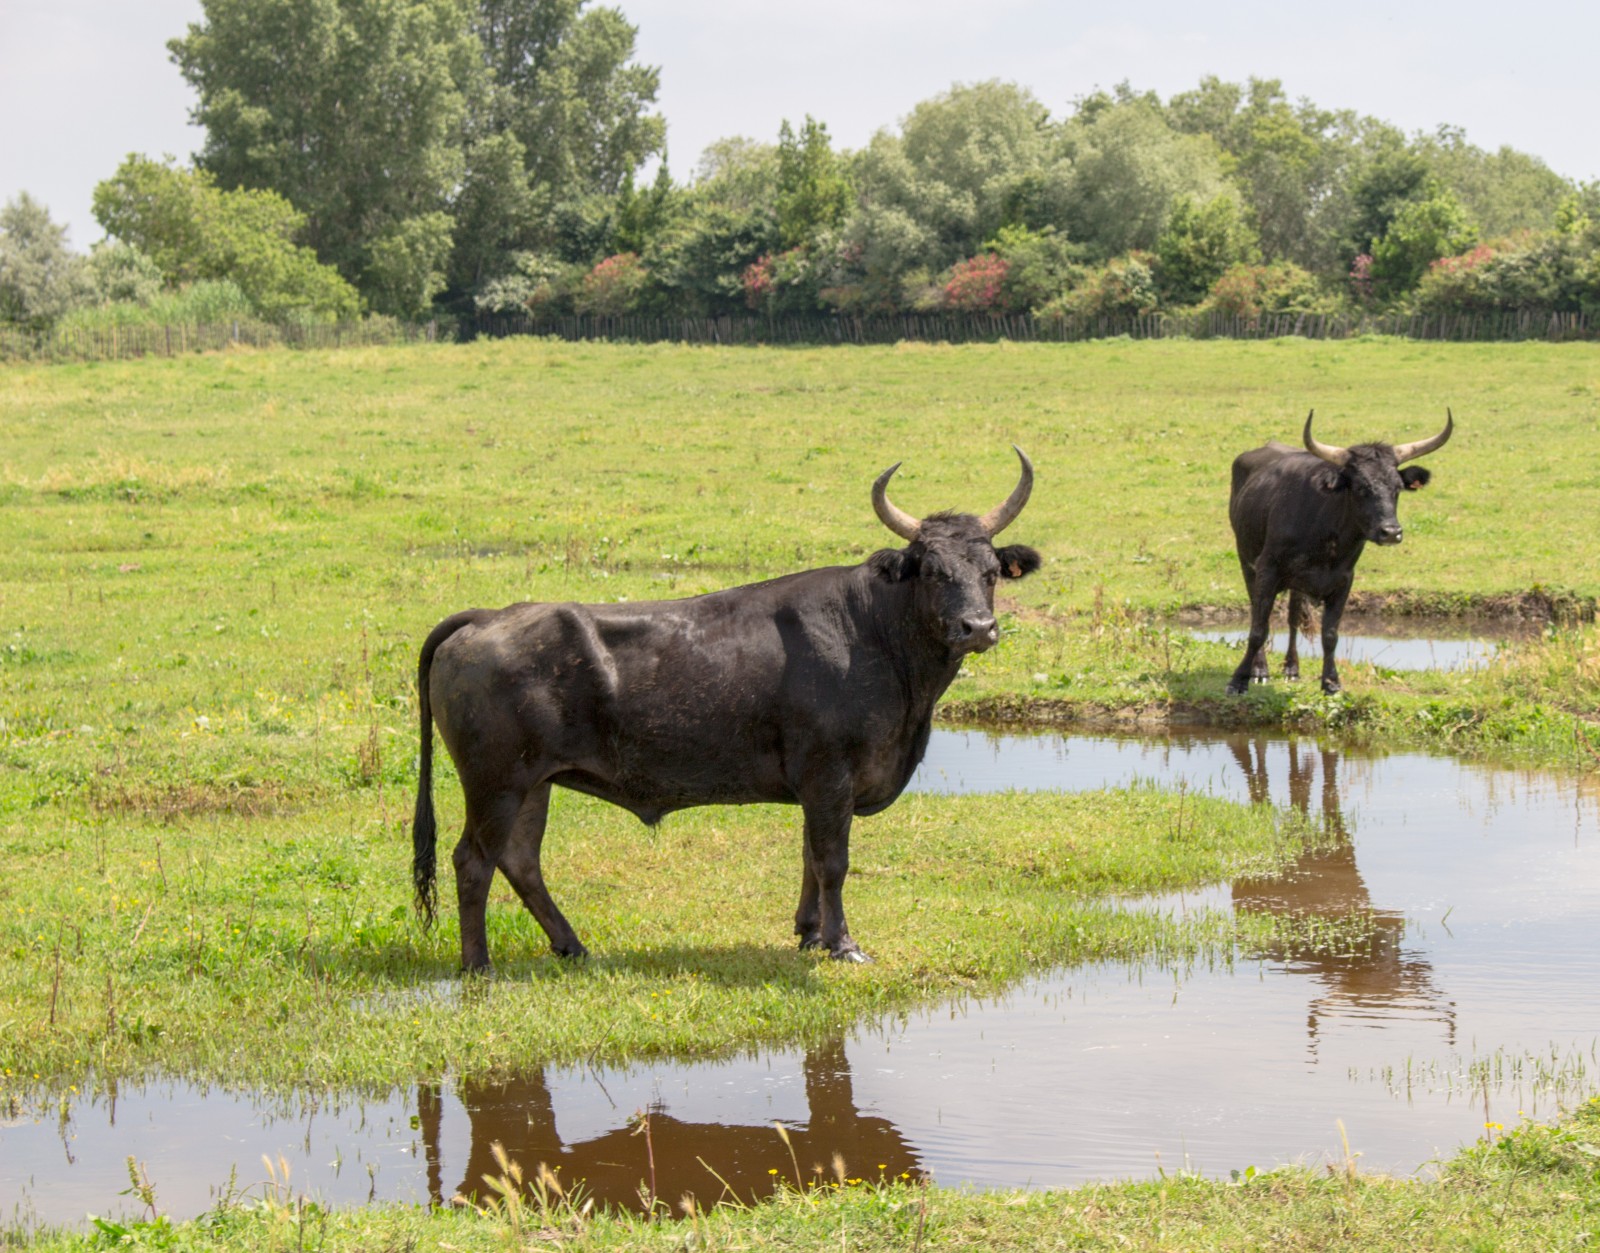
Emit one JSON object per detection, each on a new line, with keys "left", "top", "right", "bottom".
{"left": 0, "top": 783, "right": 1307, "bottom": 1089}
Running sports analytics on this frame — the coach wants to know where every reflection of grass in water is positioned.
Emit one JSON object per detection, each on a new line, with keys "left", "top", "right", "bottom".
{"left": 1355, "top": 1042, "right": 1599, "bottom": 1103}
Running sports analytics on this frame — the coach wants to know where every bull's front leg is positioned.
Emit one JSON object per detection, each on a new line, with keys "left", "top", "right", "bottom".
{"left": 794, "top": 783, "right": 869, "bottom": 963}
{"left": 1227, "top": 568, "right": 1280, "bottom": 695}
{"left": 1319, "top": 583, "right": 1352, "bottom": 694}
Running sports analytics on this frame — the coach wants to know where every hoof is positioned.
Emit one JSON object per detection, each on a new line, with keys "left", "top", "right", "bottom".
{"left": 1226, "top": 680, "right": 1248, "bottom": 696}
{"left": 1321, "top": 681, "right": 1342, "bottom": 695}
{"left": 461, "top": 962, "right": 494, "bottom": 979}
{"left": 832, "top": 948, "right": 873, "bottom": 964}
{"left": 798, "top": 933, "right": 823, "bottom": 951}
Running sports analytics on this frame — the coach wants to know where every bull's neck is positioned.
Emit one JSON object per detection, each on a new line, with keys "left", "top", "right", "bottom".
{"left": 1331, "top": 498, "right": 1371, "bottom": 558}
{"left": 850, "top": 568, "right": 965, "bottom": 721}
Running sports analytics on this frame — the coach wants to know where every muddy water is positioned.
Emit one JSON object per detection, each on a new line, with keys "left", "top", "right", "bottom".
{"left": 6, "top": 730, "right": 1599, "bottom": 1226}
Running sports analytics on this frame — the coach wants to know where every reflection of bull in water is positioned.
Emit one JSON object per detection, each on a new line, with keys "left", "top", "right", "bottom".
{"left": 417, "top": 1038, "right": 920, "bottom": 1213}
{"left": 1227, "top": 735, "right": 1455, "bottom": 1050}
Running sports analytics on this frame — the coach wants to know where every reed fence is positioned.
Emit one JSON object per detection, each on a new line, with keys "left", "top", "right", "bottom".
{"left": 0, "top": 318, "right": 442, "bottom": 364}
{"left": 3, "top": 306, "right": 1592, "bottom": 364}
{"left": 479, "top": 307, "right": 1596, "bottom": 347}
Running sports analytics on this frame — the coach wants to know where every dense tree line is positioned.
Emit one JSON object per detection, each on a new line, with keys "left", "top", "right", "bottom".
{"left": 4, "top": 1, "right": 1598, "bottom": 335}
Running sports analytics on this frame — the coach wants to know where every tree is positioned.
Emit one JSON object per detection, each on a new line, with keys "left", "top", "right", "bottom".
{"left": 1367, "top": 185, "right": 1478, "bottom": 297}
{"left": 459, "top": 0, "right": 664, "bottom": 296}
{"left": 1344, "top": 145, "right": 1431, "bottom": 262}
{"left": 1168, "top": 77, "right": 1366, "bottom": 272}
{"left": 854, "top": 81, "right": 1069, "bottom": 268}
{"left": 170, "top": 0, "right": 483, "bottom": 315}
{"left": 1155, "top": 193, "right": 1260, "bottom": 305}
{"left": 0, "top": 194, "right": 91, "bottom": 329}
{"left": 1060, "top": 99, "right": 1231, "bottom": 259}
{"left": 775, "top": 117, "right": 851, "bottom": 250}
{"left": 472, "top": 0, "right": 663, "bottom": 200}
{"left": 92, "top": 155, "right": 360, "bottom": 321}
{"left": 1414, "top": 126, "right": 1572, "bottom": 239}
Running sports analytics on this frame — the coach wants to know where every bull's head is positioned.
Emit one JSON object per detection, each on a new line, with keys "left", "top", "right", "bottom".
{"left": 868, "top": 447, "right": 1041, "bottom": 655}
{"left": 1303, "top": 410, "right": 1453, "bottom": 545}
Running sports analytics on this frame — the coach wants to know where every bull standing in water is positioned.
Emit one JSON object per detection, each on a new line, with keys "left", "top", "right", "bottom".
{"left": 1226, "top": 411, "right": 1453, "bottom": 695}
{"left": 412, "top": 451, "right": 1040, "bottom": 969}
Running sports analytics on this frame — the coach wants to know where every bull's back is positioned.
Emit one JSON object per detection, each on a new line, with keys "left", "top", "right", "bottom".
{"left": 426, "top": 578, "right": 902, "bottom": 814}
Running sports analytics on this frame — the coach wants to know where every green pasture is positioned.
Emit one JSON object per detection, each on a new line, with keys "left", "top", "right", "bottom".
{"left": 2, "top": 335, "right": 1598, "bottom": 799}
{"left": 3, "top": 337, "right": 1600, "bottom": 1247}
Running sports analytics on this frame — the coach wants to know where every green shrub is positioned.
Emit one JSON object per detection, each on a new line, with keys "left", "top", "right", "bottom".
{"left": 1155, "top": 193, "right": 1260, "bottom": 306}
{"left": 1038, "top": 251, "right": 1160, "bottom": 321}
{"left": 1413, "top": 229, "right": 1600, "bottom": 315}
{"left": 1203, "top": 261, "right": 1334, "bottom": 320}
{"left": 57, "top": 279, "right": 255, "bottom": 331}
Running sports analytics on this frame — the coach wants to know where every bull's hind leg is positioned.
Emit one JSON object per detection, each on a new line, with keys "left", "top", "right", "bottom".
{"left": 1283, "top": 591, "right": 1311, "bottom": 680}
{"left": 452, "top": 804, "right": 503, "bottom": 973}
{"left": 495, "top": 783, "right": 587, "bottom": 959}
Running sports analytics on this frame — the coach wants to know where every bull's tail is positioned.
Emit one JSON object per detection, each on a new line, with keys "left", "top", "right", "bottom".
{"left": 412, "top": 610, "right": 489, "bottom": 930}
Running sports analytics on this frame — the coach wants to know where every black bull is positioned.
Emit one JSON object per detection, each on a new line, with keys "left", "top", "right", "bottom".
{"left": 412, "top": 450, "right": 1040, "bottom": 969}
{"left": 1226, "top": 410, "right": 1453, "bottom": 695}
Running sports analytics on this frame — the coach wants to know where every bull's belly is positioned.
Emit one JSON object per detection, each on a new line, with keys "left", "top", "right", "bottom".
{"left": 547, "top": 754, "right": 916, "bottom": 824}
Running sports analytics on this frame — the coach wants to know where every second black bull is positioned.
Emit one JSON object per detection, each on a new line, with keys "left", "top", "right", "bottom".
{"left": 412, "top": 450, "right": 1040, "bottom": 968}
{"left": 1226, "top": 410, "right": 1454, "bottom": 695}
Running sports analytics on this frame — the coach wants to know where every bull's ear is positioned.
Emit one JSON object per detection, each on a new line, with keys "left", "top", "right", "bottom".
{"left": 996, "top": 544, "right": 1042, "bottom": 580}
{"left": 868, "top": 547, "right": 917, "bottom": 582}
{"left": 1313, "top": 467, "right": 1346, "bottom": 493}
{"left": 1400, "top": 466, "right": 1432, "bottom": 491}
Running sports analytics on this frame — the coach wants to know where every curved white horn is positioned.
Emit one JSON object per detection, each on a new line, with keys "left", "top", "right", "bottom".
{"left": 1392, "top": 409, "right": 1454, "bottom": 465}
{"left": 977, "top": 446, "right": 1034, "bottom": 538}
{"left": 871, "top": 462, "right": 921, "bottom": 540}
{"left": 1303, "top": 410, "right": 1349, "bottom": 467}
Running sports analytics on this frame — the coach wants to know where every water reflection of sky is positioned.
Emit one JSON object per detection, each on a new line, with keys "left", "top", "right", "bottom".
{"left": 1187, "top": 627, "right": 1506, "bottom": 671}
{"left": 6, "top": 730, "right": 1599, "bottom": 1227}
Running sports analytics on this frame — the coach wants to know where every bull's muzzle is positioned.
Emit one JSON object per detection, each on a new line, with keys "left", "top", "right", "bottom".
{"left": 956, "top": 614, "right": 1000, "bottom": 652}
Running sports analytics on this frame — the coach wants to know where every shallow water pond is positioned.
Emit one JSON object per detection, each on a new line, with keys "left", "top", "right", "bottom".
{"left": 1186, "top": 621, "right": 1521, "bottom": 672}
{"left": 6, "top": 729, "right": 1599, "bottom": 1226}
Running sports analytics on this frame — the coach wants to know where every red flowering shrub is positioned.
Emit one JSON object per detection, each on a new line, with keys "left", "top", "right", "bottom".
{"left": 575, "top": 252, "right": 647, "bottom": 316}
{"left": 742, "top": 254, "right": 776, "bottom": 309}
{"left": 1348, "top": 252, "right": 1375, "bottom": 305}
{"left": 943, "top": 253, "right": 1010, "bottom": 312}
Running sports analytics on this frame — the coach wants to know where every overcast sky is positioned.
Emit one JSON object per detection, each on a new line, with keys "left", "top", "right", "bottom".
{"left": 3, "top": 0, "right": 1597, "bottom": 249}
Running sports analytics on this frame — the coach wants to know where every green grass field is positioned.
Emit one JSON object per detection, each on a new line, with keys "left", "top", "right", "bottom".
{"left": 4, "top": 336, "right": 1599, "bottom": 1248}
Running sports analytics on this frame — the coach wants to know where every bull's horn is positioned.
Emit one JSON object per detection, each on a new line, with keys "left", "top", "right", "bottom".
{"left": 1303, "top": 410, "right": 1349, "bottom": 467}
{"left": 1392, "top": 409, "right": 1454, "bottom": 465}
{"left": 977, "top": 445, "right": 1034, "bottom": 538}
{"left": 872, "top": 462, "right": 921, "bottom": 540}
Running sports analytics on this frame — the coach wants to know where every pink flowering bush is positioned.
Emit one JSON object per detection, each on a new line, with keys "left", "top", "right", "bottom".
{"left": 742, "top": 248, "right": 815, "bottom": 312}
{"left": 741, "top": 254, "right": 776, "bottom": 309}
{"left": 575, "top": 252, "right": 648, "bottom": 316}
{"left": 943, "top": 253, "right": 1011, "bottom": 312}
{"left": 1348, "top": 253, "right": 1375, "bottom": 306}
